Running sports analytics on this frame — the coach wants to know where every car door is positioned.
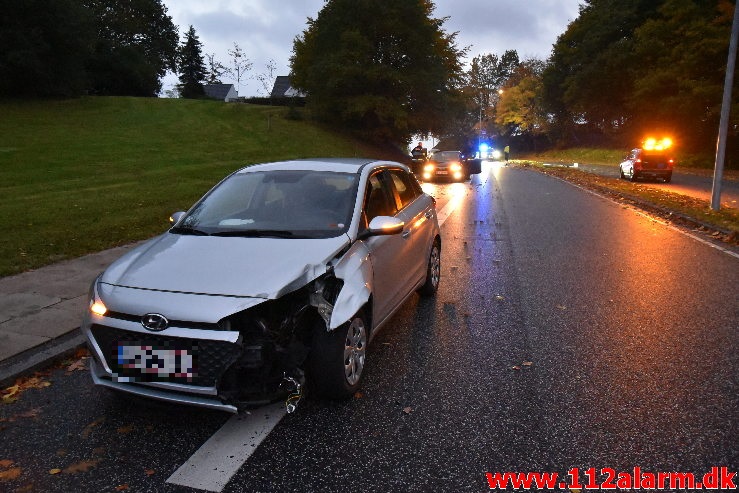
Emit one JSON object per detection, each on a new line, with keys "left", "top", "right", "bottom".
{"left": 386, "top": 168, "right": 435, "bottom": 292}
{"left": 360, "top": 170, "right": 409, "bottom": 325}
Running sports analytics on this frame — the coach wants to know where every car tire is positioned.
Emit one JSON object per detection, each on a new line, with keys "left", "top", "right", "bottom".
{"left": 663, "top": 173, "right": 672, "bottom": 183}
{"left": 417, "top": 238, "right": 441, "bottom": 297}
{"left": 619, "top": 166, "right": 625, "bottom": 179}
{"left": 309, "top": 309, "right": 368, "bottom": 399}
{"left": 629, "top": 168, "right": 639, "bottom": 182}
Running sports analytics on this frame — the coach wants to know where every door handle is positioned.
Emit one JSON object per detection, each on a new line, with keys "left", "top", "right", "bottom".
{"left": 402, "top": 230, "right": 411, "bottom": 239}
{"left": 424, "top": 210, "right": 433, "bottom": 219}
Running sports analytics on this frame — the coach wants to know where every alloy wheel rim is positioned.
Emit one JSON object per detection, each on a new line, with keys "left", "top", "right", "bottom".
{"left": 430, "top": 245, "right": 441, "bottom": 288}
{"left": 344, "top": 317, "right": 367, "bottom": 385}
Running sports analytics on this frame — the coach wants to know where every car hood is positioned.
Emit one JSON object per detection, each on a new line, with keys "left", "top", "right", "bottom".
{"left": 101, "top": 233, "right": 350, "bottom": 298}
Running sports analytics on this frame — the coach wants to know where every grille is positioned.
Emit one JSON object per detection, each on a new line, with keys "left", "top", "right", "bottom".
{"left": 90, "top": 325, "right": 242, "bottom": 387}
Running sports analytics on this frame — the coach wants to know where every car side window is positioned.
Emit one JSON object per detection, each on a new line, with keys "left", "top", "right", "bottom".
{"left": 387, "top": 169, "right": 420, "bottom": 210}
{"left": 363, "top": 172, "right": 395, "bottom": 227}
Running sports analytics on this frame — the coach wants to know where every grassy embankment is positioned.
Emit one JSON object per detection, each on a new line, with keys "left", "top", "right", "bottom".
{"left": 517, "top": 148, "right": 739, "bottom": 237}
{"left": 0, "top": 97, "right": 395, "bottom": 277}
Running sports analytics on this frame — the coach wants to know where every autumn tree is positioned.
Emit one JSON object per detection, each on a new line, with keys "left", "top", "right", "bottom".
{"left": 496, "top": 58, "right": 549, "bottom": 139}
{"left": 466, "top": 50, "right": 520, "bottom": 137}
{"left": 177, "top": 26, "right": 206, "bottom": 99}
{"left": 290, "top": 0, "right": 466, "bottom": 143}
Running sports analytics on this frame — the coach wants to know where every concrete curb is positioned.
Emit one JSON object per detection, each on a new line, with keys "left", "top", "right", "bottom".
{"left": 0, "top": 329, "right": 86, "bottom": 387}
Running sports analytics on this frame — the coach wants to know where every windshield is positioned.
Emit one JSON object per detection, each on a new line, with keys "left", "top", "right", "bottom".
{"left": 430, "top": 151, "right": 461, "bottom": 163}
{"left": 174, "top": 170, "right": 358, "bottom": 239}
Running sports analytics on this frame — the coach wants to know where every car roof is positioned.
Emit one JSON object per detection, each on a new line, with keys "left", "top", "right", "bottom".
{"left": 235, "top": 158, "right": 395, "bottom": 175}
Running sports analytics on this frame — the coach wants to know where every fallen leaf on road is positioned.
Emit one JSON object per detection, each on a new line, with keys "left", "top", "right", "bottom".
{"left": 556, "top": 304, "right": 567, "bottom": 310}
{"left": 522, "top": 361, "right": 533, "bottom": 367}
{"left": 65, "top": 359, "right": 87, "bottom": 373}
{"left": 144, "top": 469, "right": 155, "bottom": 476}
{"left": 115, "top": 484, "right": 129, "bottom": 491}
{"left": 0, "top": 467, "right": 21, "bottom": 482}
{"left": 0, "top": 460, "right": 14, "bottom": 468}
{"left": 62, "top": 459, "right": 100, "bottom": 474}
{"left": 81, "top": 418, "right": 106, "bottom": 439}
{"left": 495, "top": 295, "right": 505, "bottom": 300}
{"left": 2, "top": 374, "right": 52, "bottom": 404}
{"left": 49, "top": 469, "right": 62, "bottom": 475}
{"left": 402, "top": 407, "right": 413, "bottom": 414}
{"left": 117, "top": 424, "right": 134, "bottom": 434}
{"left": 511, "top": 366, "right": 521, "bottom": 371}
{"left": 353, "top": 392, "right": 364, "bottom": 399}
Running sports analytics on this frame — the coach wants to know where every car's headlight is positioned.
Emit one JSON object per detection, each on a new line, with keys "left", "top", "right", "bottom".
{"left": 88, "top": 276, "right": 107, "bottom": 316}
{"left": 424, "top": 163, "right": 436, "bottom": 172}
{"left": 450, "top": 162, "right": 462, "bottom": 172}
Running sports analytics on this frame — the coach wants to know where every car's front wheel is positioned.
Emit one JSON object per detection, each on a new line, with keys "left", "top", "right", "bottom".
{"left": 309, "top": 309, "right": 368, "bottom": 399}
{"left": 629, "top": 167, "right": 639, "bottom": 182}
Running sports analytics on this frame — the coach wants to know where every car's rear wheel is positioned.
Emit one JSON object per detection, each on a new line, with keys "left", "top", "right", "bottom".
{"left": 417, "top": 238, "right": 441, "bottom": 296}
{"left": 309, "top": 309, "right": 368, "bottom": 399}
{"left": 663, "top": 172, "right": 672, "bottom": 183}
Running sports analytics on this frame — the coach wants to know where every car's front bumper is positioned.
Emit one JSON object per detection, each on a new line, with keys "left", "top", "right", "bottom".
{"left": 89, "top": 359, "right": 239, "bottom": 413}
{"left": 82, "top": 310, "right": 245, "bottom": 413}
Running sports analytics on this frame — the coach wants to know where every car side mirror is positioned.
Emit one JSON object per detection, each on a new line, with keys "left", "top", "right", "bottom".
{"left": 358, "top": 216, "right": 404, "bottom": 240}
{"left": 169, "top": 211, "right": 186, "bottom": 225}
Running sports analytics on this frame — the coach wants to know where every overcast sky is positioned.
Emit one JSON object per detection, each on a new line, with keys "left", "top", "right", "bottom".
{"left": 161, "top": 0, "right": 583, "bottom": 96}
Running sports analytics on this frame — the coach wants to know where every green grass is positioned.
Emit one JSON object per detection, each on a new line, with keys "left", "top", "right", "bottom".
{"left": 0, "top": 97, "right": 390, "bottom": 277}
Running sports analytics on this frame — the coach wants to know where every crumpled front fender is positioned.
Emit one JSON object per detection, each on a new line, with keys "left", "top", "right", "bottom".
{"left": 328, "top": 242, "right": 372, "bottom": 329}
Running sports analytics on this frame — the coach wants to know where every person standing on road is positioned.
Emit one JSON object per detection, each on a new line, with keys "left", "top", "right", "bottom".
{"left": 411, "top": 142, "right": 427, "bottom": 161}
{"left": 503, "top": 145, "right": 510, "bottom": 164}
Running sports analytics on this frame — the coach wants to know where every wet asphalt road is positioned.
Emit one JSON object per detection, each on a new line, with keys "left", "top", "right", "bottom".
{"left": 576, "top": 162, "right": 739, "bottom": 207}
{"left": 1, "top": 164, "right": 737, "bottom": 492}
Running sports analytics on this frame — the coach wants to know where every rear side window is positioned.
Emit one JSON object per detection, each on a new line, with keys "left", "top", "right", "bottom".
{"left": 388, "top": 169, "right": 420, "bottom": 210}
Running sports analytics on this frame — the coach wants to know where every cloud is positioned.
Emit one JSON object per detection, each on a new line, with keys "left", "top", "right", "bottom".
{"left": 161, "top": 0, "right": 581, "bottom": 96}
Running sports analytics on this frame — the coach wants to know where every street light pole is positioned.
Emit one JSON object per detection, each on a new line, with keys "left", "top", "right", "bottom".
{"left": 711, "top": 1, "right": 739, "bottom": 211}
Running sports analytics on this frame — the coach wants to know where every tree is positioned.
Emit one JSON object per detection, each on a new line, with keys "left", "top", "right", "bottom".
{"left": 83, "top": 0, "right": 179, "bottom": 96}
{"left": 177, "top": 26, "right": 206, "bottom": 99}
{"left": 0, "top": 0, "right": 95, "bottom": 97}
{"left": 542, "top": 0, "right": 665, "bottom": 141}
{"left": 224, "top": 43, "right": 252, "bottom": 96}
{"left": 256, "top": 59, "right": 278, "bottom": 96}
{"left": 628, "top": 0, "right": 738, "bottom": 150}
{"left": 205, "top": 53, "right": 226, "bottom": 84}
{"left": 496, "top": 59, "right": 549, "bottom": 138}
{"left": 466, "top": 50, "right": 520, "bottom": 134}
{"left": 290, "top": 0, "right": 466, "bottom": 143}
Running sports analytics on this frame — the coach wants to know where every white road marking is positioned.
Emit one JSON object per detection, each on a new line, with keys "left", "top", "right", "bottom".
{"left": 166, "top": 402, "right": 285, "bottom": 492}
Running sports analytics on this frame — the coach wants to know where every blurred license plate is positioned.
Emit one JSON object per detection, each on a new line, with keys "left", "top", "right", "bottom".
{"left": 436, "top": 170, "right": 448, "bottom": 175}
{"left": 116, "top": 343, "right": 196, "bottom": 381}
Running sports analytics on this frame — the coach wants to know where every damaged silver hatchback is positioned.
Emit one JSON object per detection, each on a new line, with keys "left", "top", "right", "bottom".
{"left": 81, "top": 159, "right": 440, "bottom": 413}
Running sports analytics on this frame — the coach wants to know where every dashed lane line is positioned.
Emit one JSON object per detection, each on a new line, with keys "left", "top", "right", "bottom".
{"left": 166, "top": 402, "right": 285, "bottom": 492}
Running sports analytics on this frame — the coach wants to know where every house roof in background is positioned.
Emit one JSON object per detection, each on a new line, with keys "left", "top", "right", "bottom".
{"left": 204, "top": 83, "right": 235, "bottom": 100}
